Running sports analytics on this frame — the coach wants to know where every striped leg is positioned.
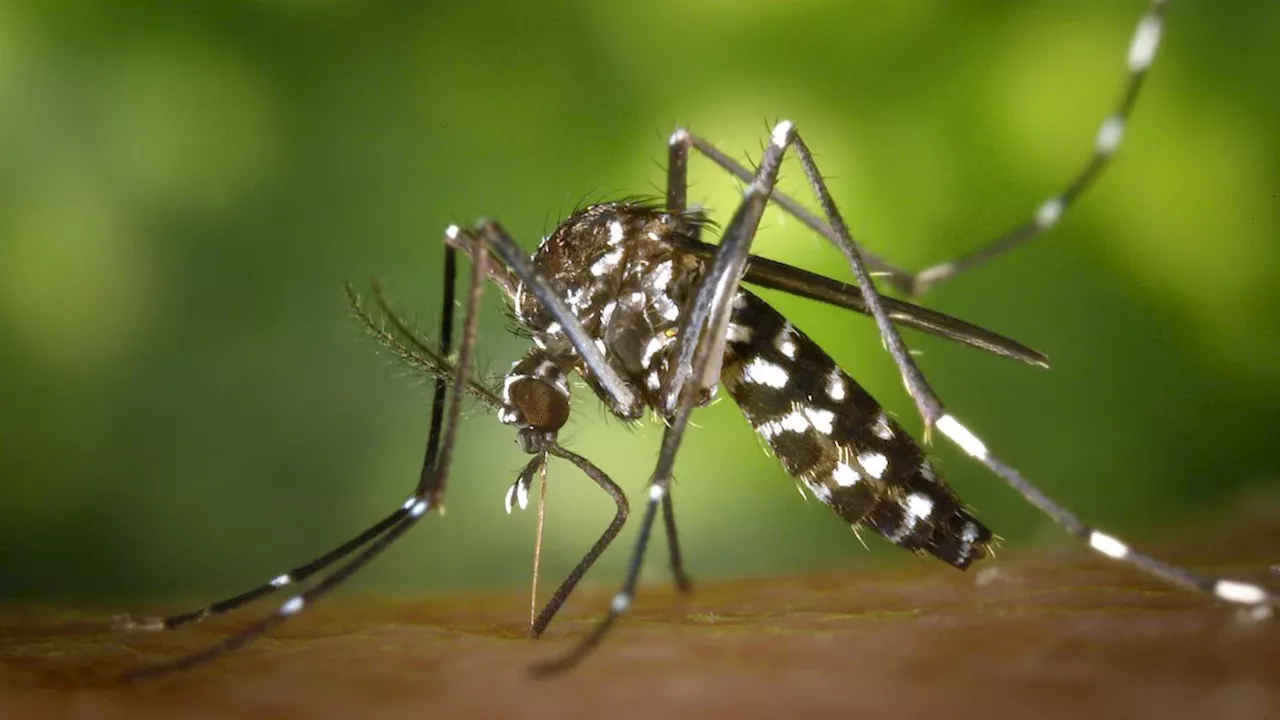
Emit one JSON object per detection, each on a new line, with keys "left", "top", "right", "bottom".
{"left": 668, "top": 0, "right": 1172, "bottom": 297}
{"left": 907, "top": 0, "right": 1170, "bottom": 295}
{"left": 119, "top": 233, "right": 488, "bottom": 681}
{"left": 933, "top": 415, "right": 1274, "bottom": 613}
{"left": 113, "top": 247, "right": 463, "bottom": 637}
{"left": 783, "top": 121, "right": 1277, "bottom": 616}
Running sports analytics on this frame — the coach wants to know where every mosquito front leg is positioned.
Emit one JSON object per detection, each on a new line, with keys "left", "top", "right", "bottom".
{"left": 114, "top": 247, "right": 464, "bottom": 639}
{"left": 120, "top": 234, "right": 488, "bottom": 682}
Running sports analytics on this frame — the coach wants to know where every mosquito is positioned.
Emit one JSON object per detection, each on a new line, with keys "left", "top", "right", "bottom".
{"left": 116, "top": 0, "right": 1273, "bottom": 681}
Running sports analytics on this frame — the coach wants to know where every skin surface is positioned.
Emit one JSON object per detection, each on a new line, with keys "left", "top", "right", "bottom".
{"left": 3, "top": 512, "right": 1278, "bottom": 720}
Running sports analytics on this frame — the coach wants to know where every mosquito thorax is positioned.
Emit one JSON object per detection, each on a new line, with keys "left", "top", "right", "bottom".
{"left": 513, "top": 202, "right": 708, "bottom": 420}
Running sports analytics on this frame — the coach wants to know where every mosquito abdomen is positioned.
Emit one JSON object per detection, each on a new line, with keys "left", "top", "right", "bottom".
{"left": 720, "top": 289, "right": 991, "bottom": 569}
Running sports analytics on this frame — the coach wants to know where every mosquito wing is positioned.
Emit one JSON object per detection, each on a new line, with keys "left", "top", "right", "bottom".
{"left": 666, "top": 234, "right": 1049, "bottom": 369}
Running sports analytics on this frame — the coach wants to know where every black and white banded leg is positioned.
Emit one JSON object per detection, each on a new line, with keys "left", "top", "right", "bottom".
{"left": 113, "top": 246, "right": 460, "bottom": 636}
{"left": 775, "top": 121, "right": 1276, "bottom": 615}
{"left": 117, "top": 234, "right": 489, "bottom": 681}
{"left": 738, "top": 116, "right": 1277, "bottom": 609}
{"left": 670, "top": 0, "right": 1171, "bottom": 298}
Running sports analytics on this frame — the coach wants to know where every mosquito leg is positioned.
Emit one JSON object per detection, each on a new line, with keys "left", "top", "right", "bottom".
{"left": 785, "top": 126, "right": 1276, "bottom": 615}
{"left": 659, "top": 130, "right": 698, "bottom": 596}
{"left": 667, "top": 128, "right": 690, "bottom": 213}
{"left": 662, "top": 493, "right": 694, "bottom": 595}
{"left": 906, "top": 0, "right": 1169, "bottom": 295}
{"left": 672, "top": 126, "right": 899, "bottom": 278}
{"left": 529, "top": 443, "right": 630, "bottom": 638}
{"left": 115, "top": 249, "right": 462, "bottom": 637}
{"left": 678, "top": 1, "right": 1170, "bottom": 296}
{"left": 113, "top": 509, "right": 408, "bottom": 633}
{"left": 531, "top": 120, "right": 795, "bottom": 675}
{"left": 121, "top": 234, "right": 487, "bottom": 681}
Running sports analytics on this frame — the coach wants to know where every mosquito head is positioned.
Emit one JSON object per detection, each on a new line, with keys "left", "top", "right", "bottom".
{"left": 509, "top": 376, "right": 571, "bottom": 454}
{"left": 501, "top": 350, "right": 573, "bottom": 454}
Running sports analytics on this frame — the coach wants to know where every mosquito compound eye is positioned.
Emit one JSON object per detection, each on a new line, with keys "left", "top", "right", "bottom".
{"left": 508, "top": 377, "right": 570, "bottom": 432}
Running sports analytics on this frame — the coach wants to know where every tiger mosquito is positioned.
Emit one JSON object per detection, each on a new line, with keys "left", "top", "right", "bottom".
{"left": 117, "top": 0, "right": 1274, "bottom": 681}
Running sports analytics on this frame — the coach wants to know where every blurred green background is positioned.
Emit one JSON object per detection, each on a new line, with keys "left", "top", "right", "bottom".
{"left": 2, "top": 1, "right": 1278, "bottom": 607}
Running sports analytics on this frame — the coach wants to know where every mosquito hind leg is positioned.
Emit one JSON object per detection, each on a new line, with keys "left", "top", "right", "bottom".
{"left": 673, "top": 0, "right": 1171, "bottom": 297}
{"left": 781, "top": 120, "right": 1276, "bottom": 616}
{"left": 906, "top": 0, "right": 1170, "bottom": 295}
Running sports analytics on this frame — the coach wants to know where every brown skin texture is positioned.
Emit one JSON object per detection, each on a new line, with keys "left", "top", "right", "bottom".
{"left": 3, "top": 520, "right": 1278, "bottom": 720}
